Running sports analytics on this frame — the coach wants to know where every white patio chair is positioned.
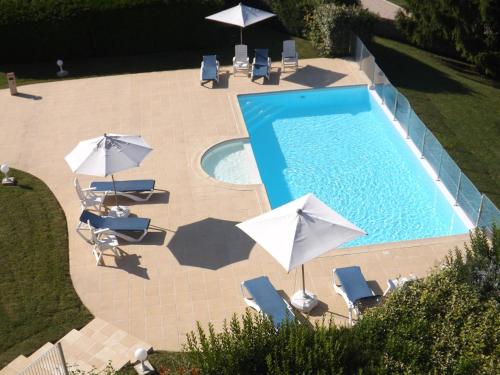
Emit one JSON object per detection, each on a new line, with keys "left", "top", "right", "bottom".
{"left": 233, "top": 44, "right": 250, "bottom": 76}
{"left": 90, "top": 227, "right": 120, "bottom": 266}
{"left": 74, "top": 177, "right": 106, "bottom": 212}
{"left": 282, "top": 40, "right": 299, "bottom": 72}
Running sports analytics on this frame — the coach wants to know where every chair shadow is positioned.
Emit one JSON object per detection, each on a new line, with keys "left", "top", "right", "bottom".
{"left": 106, "top": 191, "right": 170, "bottom": 206}
{"left": 306, "top": 300, "right": 330, "bottom": 318}
{"left": 101, "top": 252, "right": 149, "bottom": 279}
{"left": 137, "top": 229, "right": 167, "bottom": 246}
{"left": 213, "top": 70, "right": 230, "bottom": 89}
{"left": 367, "top": 280, "right": 384, "bottom": 296}
{"left": 282, "top": 65, "right": 347, "bottom": 88}
{"left": 14, "top": 92, "right": 42, "bottom": 100}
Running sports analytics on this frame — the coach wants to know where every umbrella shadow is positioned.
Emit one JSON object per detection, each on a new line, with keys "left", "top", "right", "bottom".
{"left": 167, "top": 217, "right": 255, "bottom": 270}
{"left": 282, "top": 65, "right": 347, "bottom": 88}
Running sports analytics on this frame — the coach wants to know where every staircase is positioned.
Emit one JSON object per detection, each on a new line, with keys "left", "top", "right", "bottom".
{"left": 1, "top": 318, "right": 152, "bottom": 374}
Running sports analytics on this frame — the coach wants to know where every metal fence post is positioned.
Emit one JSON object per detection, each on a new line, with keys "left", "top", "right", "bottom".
{"left": 392, "top": 94, "right": 398, "bottom": 120}
{"left": 475, "top": 194, "right": 485, "bottom": 227}
{"left": 56, "top": 342, "right": 70, "bottom": 375}
{"left": 455, "top": 172, "right": 463, "bottom": 206}
{"left": 420, "top": 128, "right": 427, "bottom": 159}
{"left": 436, "top": 147, "right": 444, "bottom": 181}
{"left": 405, "top": 109, "right": 412, "bottom": 138}
{"left": 359, "top": 43, "right": 364, "bottom": 70}
{"left": 381, "top": 81, "right": 385, "bottom": 104}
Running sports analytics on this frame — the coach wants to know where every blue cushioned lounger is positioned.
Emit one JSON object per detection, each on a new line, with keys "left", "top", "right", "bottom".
{"left": 200, "top": 55, "right": 219, "bottom": 84}
{"left": 90, "top": 180, "right": 155, "bottom": 193}
{"left": 87, "top": 179, "right": 155, "bottom": 202}
{"left": 79, "top": 210, "right": 150, "bottom": 242}
{"left": 241, "top": 276, "right": 295, "bottom": 327}
{"left": 251, "top": 49, "right": 271, "bottom": 81}
{"left": 332, "top": 266, "right": 377, "bottom": 325}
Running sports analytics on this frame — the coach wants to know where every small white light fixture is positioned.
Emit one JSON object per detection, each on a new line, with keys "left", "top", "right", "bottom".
{"left": 56, "top": 59, "right": 68, "bottom": 78}
{"left": 133, "top": 348, "right": 153, "bottom": 375}
{"left": 1, "top": 164, "right": 16, "bottom": 185}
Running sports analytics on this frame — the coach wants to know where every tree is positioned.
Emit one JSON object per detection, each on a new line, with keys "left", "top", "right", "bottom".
{"left": 396, "top": 0, "right": 500, "bottom": 78}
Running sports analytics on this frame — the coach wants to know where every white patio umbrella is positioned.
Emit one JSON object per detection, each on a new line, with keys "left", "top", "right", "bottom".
{"left": 206, "top": 3, "right": 275, "bottom": 44}
{"left": 65, "top": 134, "right": 153, "bottom": 212}
{"left": 236, "top": 193, "right": 366, "bottom": 312}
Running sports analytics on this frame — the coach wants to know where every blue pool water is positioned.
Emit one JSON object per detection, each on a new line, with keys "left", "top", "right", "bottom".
{"left": 238, "top": 86, "right": 468, "bottom": 246}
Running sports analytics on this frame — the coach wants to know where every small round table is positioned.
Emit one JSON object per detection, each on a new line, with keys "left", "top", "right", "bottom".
{"left": 108, "top": 205, "right": 130, "bottom": 218}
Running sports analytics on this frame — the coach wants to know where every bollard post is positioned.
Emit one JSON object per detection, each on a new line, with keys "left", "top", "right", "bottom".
{"left": 6, "top": 72, "right": 17, "bottom": 95}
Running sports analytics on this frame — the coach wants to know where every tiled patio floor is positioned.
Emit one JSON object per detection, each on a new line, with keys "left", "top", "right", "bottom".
{"left": 0, "top": 58, "right": 469, "bottom": 350}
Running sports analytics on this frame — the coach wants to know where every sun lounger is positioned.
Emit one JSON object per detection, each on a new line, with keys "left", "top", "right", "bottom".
{"left": 251, "top": 49, "right": 271, "bottom": 81}
{"left": 200, "top": 55, "right": 220, "bottom": 85}
{"left": 383, "top": 274, "right": 417, "bottom": 296}
{"left": 78, "top": 210, "right": 150, "bottom": 243}
{"left": 233, "top": 44, "right": 250, "bottom": 76}
{"left": 241, "top": 276, "right": 295, "bottom": 327}
{"left": 74, "top": 177, "right": 106, "bottom": 211}
{"left": 332, "top": 266, "right": 379, "bottom": 325}
{"left": 89, "top": 179, "right": 156, "bottom": 202}
{"left": 282, "top": 40, "right": 298, "bottom": 71}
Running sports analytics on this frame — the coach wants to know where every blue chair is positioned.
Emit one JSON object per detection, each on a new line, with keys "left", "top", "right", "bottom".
{"left": 332, "top": 266, "right": 379, "bottom": 325}
{"left": 241, "top": 276, "right": 295, "bottom": 327}
{"left": 78, "top": 210, "right": 150, "bottom": 243}
{"left": 251, "top": 49, "right": 271, "bottom": 81}
{"left": 200, "top": 55, "right": 219, "bottom": 85}
{"left": 88, "top": 179, "right": 156, "bottom": 202}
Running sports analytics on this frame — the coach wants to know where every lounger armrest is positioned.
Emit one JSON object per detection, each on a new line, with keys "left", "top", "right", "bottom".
{"left": 233, "top": 56, "right": 236, "bottom": 63}
{"left": 81, "top": 187, "right": 97, "bottom": 192}
{"left": 94, "top": 228, "right": 111, "bottom": 235}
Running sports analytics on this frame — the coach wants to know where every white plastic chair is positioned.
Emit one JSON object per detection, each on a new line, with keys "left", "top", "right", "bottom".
{"left": 233, "top": 44, "right": 250, "bottom": 76}
{"left": 90, "top": 227, "right": 120, "bottom": 266}
{"left": 282, "top": 40, "right": 299, "bottom": 72}
{"left": 74, "top": 177, "right": 106, "bottom": 212}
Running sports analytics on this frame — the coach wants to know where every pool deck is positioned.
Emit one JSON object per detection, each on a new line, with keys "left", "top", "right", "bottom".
{"left": 0, "top": 58, "right": 469, "bottom": 351}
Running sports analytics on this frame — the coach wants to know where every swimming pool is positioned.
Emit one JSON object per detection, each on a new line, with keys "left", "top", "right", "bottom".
{"left": 238, "top": 85, "right": 469, "bottom": 246}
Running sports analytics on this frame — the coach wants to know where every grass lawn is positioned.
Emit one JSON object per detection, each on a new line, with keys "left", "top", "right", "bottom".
{"left": 0, "top": 169, "right": 92, "bottom": 368}
{"left": 117, "top": 351, "right": 192, "bottom": 374}
{"left": 0, "top": 26, "right": 317, "bottom": 90}
{"left": 368, "top": 36, "right": 500, "bottom": 206}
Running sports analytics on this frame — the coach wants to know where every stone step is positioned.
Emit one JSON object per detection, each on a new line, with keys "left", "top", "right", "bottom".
{"left": 1, "top": 318, "right": 153, "bottom": 374}
{"left": 2, "top": 355, "right": 31, "bottom": 373}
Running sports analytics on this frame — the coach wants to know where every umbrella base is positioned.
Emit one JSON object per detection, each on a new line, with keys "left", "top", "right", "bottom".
{"left": 291, "top": 290, "right": 318, "bottom": 313}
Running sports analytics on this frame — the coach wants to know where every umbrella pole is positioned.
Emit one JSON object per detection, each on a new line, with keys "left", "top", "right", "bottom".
{"left": 111, "top": 174, "right": 119, "bottom": 210}
{"left": 301, "top": 264, "right": 306, "bottom": 296}
{"left": 240, "top": 27, "right": 243, "bottom": 44}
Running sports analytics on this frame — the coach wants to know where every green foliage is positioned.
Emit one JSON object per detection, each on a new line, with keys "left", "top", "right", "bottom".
{"left": 186, "top": 228, "right": 499, "bottom": 374}
{"left": 0, "top": 0, "right": 224, "bottom": 62}
{"left": 395, "top": 0, "right": 500, "bottom": 77}
{"left": 264, "top": 0, "right": 359, "bottom": 36}
{"left": 0, "top": 169, "right": 92, "bottom": 368}
{"left": 306, "top": 3, "right": 377, "bottom": 56}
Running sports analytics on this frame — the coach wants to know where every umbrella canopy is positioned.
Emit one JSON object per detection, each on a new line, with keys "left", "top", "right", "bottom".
{"left": 236, "top": 193, "right": 366, "bottom": 272}
{"left": 205, "top": 3, "right": 275, "bottom": 44}
{"left": 65, "top": 134, "right": 152, "bottom": 177}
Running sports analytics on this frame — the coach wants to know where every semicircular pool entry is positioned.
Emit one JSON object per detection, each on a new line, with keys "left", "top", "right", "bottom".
{"left": 201, "top": 139, "right": 262, "bottom": 185}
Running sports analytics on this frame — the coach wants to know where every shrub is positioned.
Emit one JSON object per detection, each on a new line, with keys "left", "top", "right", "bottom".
{"left": 0, "top": 0, "right": 224, "bottom": 62}
{"left": 306, "top": 3, "right": 377, "bottom": 56}
{"left": 264, "top": 0, "right": 359, "bottom": 36}
{"left": 395, "top": 0, "right": 500, "bottom": 78}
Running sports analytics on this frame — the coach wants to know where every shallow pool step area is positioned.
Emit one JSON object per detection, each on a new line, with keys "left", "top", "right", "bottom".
{"left": 0, "top": 318, "right": 152, "bottom": 374}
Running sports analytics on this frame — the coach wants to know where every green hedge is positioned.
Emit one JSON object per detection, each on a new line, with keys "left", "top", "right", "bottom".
{"left": 186, "top": 228, "right": 499, "bottom": 374}
{"left": 0, "top": 0, "right": 225, "bottom": 62}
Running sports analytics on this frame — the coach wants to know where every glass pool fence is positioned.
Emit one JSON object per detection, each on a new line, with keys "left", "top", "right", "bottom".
{"left": 352, "top": 36, "right": 500, "bottom": 233}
